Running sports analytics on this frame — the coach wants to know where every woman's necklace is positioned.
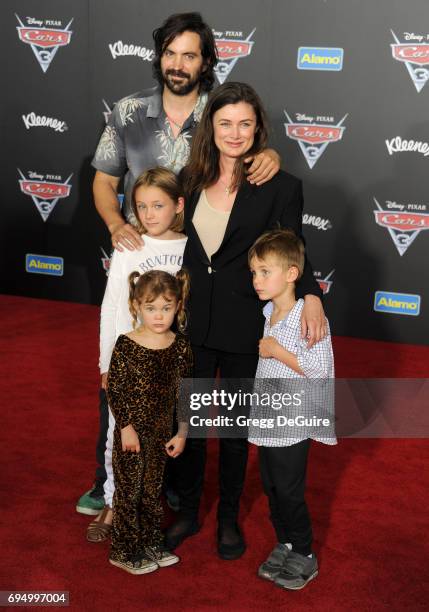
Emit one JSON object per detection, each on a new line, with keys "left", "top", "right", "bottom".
{"left": 218, "top": 175, "right": 234, "bottom": 196}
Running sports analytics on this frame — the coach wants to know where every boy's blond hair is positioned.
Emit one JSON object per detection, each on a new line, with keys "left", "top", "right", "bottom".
{"left": 248, "top": 228, "right": 305, "bottom": 279}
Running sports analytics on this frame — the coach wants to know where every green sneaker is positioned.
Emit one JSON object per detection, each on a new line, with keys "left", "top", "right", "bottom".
{"left": 76, "top": 488, "right": 105, "bottom": 515}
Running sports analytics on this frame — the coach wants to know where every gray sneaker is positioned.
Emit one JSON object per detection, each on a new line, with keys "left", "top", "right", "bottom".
{"left": 258, "top": 543, "right": 290, "bottom": 581}
{"left": 274, "top": 551, "right": 318, "bottom": 590}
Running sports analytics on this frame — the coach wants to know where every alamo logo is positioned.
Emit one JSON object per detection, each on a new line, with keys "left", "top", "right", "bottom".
{"left": 22, "top": 112, "right": 68, "bottom": 132}
{"left": 374, "top": 291, "right": 420, "bottom": 316}
{"left": 26, "top": 254, "right": 64, "bottom": 276}
{"left": 391, "top": 30, "right": 429, "bottom": 93}
{"left": 373, "top": 197, "right": 429, "bottom": 256}
{"left": 284, "top": 110, "right": 347, "bottom": 169}
{"left": 314, "top": 270, "right": 335, "bottom": 295}
{"left": 213, "top": 28, "right": 255, "bottom": 84}
{"left": 16, "top": 15, "right": 73, "bottom": 73}
{"left": 297, "top": 47, "right": 343, "bottom": 71}
{"left": 18, "top": 169, "right": 73, "bottom": 222}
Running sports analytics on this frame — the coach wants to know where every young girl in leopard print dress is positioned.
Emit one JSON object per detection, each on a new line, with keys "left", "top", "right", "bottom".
{"left": 107, "top": 269, "right": 192, "bottom": 575}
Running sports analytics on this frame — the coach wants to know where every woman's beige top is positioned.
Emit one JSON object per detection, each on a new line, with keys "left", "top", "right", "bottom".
{"left": 192, "top": 190, "right": 231, "bottom": 260}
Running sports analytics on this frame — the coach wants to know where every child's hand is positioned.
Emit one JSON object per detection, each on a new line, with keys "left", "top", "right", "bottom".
{"left": 259, "top": 336, "right": 280, "bottom": 359}
{"left": 101, "top": 372, "right": 108, "bottom": 390}
{"left": 165, "top": 434, "right": 186, "bottom": 458}
{"left": 121, "top": 424, "right": 140, "bottom": 452}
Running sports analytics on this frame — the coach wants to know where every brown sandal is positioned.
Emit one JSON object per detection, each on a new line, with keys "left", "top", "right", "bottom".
{"left": 86, "top": 506, "right": 112, "bottom": 543}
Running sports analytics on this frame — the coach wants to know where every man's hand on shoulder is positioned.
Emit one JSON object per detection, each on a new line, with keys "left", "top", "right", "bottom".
{"left": 110, "top": 222, "right": 144, "bottom": 252}
{"left": 93, "top": 171, "right": 143, "bottom": 252}
{"left": 245, "top": 148, "right": 281, "bottom": 186}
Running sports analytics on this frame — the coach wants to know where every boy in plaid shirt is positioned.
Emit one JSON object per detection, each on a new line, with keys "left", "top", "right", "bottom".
{"left": 248, "top": 229, "right": 336, "bottom": 591}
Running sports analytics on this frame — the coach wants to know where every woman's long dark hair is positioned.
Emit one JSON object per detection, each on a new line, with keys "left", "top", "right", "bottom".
{"left": 181, "top": 82, "right": 269, "bottom": 196}
{"left": 152, "top": 12, "right": 218, "bottom": 93}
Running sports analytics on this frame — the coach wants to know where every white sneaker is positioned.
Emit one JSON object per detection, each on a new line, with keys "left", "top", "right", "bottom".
{"left": 109, "top": 556, "right": 159, "bottom": 575}
{"left": 146, "top": 546, "right": 180, "bottom": 567}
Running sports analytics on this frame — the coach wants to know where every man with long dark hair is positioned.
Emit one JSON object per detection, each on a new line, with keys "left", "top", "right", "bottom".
{"left": 92, "top": 12, "right": 279, "bottom": 254}
{"left": 78, "top": 12, "right": 281, "bottom": 536}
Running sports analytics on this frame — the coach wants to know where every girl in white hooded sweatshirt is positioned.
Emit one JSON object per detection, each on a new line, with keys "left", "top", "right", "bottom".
{"left": 86, "top": 167, "right": 187, "bottom": 543}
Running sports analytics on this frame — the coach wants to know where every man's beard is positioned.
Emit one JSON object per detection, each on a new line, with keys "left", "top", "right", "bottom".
{"left": 163, "top": 68, "right": 202, "bottom": 96}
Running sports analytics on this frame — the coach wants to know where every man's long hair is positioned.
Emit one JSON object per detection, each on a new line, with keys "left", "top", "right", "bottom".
{"left": 152, "top": 12, "right": 218, "bottom": 93}
{"left": 181, "top": 82, "right": 269, "bottom": 197}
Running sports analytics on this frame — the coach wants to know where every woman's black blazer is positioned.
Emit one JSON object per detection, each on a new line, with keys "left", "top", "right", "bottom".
{"left": 183, "top": 170, "right": 321, "bottom": 354}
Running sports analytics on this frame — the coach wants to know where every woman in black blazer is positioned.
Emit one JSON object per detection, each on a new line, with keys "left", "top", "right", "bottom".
{"left": 165, "top": 82, "right": 325, "bottom": 559}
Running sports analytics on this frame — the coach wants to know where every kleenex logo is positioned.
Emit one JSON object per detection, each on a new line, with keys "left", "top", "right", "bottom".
{"left": 374, "top": 291, "right": 420, "bottom": 316}
{"left": 26, "top": 254, "right": 64, "bottom": 276}
{"left": 297, "top": 47, "right": 343, "bottom": 71}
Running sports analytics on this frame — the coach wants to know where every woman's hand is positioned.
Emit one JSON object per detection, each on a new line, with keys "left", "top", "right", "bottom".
{"left": 301, "top": 295, "right": 327, "bottom": 348}
{"left": 245, "top": 148, "right": 281, "bottom": 185}
{"left": 101, "top": 372, "right": 108, "bottom": 390}
{"left": 110, "top": 222, "right": 144, "bottom": 252}
{"left": 121, "top": 424, "right": 140, "bottom": 452}
{"left": 165, "top": 434, "right": 186, "bottom": 458}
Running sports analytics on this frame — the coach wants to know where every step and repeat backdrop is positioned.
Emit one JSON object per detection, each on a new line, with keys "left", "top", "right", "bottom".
{"left": 1, "top": 0, "right": 428, "bottom": 344}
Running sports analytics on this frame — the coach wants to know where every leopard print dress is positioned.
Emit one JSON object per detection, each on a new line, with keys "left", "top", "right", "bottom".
{"left": 107, "top": 333, "right": 192, "bottom": 563}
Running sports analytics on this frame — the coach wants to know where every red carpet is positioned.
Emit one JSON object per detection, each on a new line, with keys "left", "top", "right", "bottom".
{"left": 0, "top": 295, "right": 428, "bottom": 610}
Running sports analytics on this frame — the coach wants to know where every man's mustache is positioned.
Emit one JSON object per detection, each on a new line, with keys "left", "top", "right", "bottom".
{"left": 166, "top": 69, "right": 190, "bottom": 79}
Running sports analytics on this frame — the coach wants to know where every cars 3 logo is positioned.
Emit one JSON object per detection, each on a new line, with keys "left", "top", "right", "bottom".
{"left": 18, "top": 169, "right": 73, "bottom": 221}
{"left": 284, "top": 111, "right": 347, "bottom": 169}
{"left": 373, "top": 197, "right": 429, "bottom": 255}
{"left": 314, "top": 270, "right": 335, "bottom": 294}
{"left": 16, "top": 15, "right": 73, "bottom": 73}
{"left": 213, "top": 29, "right": 255, "bottom": 84}
{"left": 100, "top": 247, "right": 111, "bottom": 275}
{"left": 391, "top": 30, "right": 429, "bottom": 92}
